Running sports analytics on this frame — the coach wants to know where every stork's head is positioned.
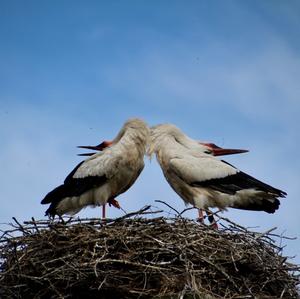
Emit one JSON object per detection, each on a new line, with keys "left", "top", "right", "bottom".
{"left": 150, "top": 123, "right": 214, "bottom": 155}
{"left": 116, "top": 118, "right": 150, "bottom": 147}
{"left": 123, "top": 118, "right": 149, "bottom": 131}
{"left": 147, "top": 124, "right": 188, "bottom": 157}
{"left": 150, "top": 123, "right": 184, "bottom": 138}
{"left": 78, "top": 118, "right": 149, "bottom": 156}
{"left": 147, "top": 123, "right": 248, "bottom": 158}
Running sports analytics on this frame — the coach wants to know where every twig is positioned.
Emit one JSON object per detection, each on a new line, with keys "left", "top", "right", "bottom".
{"left": 155, "top": 200, "right": 180, "bottom": 215}
{"left": 0, "top": 205, "right": 299, "bottom": 298}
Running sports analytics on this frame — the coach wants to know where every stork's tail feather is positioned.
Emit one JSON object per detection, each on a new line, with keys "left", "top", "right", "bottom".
{"left": 236, "top": 198, "right": 280, "bottom": 213}
{"left": 44, "top": 204, "right": 57, "bottom": 218}
{"left": 230, "top": 190, "right": 282, "bottom": 214}
{"left": 41, "top": 185, "right": 67, "bottom": 204}
{"left": 41, "top": 185, "right": 69, "bottom": 217}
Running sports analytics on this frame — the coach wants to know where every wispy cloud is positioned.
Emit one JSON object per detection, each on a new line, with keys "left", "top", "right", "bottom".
{"left": 1, "top": 1, "right": 299, "bottom": 264}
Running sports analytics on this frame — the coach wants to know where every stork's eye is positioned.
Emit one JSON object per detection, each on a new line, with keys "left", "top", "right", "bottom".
{"left": 204, "top": 150, "right": 212, "bottom": 154}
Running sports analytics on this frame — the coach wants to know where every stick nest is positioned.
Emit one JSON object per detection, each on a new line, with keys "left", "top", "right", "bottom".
{"left": 0, "top": 206, "right": 299, "bottom": 298}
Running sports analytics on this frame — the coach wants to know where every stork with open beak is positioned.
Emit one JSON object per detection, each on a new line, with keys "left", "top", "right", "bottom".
{"left": 78, "top": 135, "right": 249, "bottom": 225}
{"left": 77, "top": 140, "right": 119, "bottom": 214}
{"left": 77, "top": 140, "right": 113, "bottom": 156}
{"left": 148, "top": 124, "right": 286, "bottom": 226}
{"left": 41, "top": 118, "right": 149, "bottom": 218}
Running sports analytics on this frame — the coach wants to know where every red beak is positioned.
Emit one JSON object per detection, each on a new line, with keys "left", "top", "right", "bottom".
{"left": 199, "top": 142, "right": 248, "bottom": 156}
{"left": 77, "top": 141, "right": 113, "bottom": 156}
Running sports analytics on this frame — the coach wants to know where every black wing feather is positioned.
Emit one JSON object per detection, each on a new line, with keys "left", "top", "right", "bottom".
{"left": 41, "top": 175, "right": 107, "bottom": 204}
{"left": 192, "top": 160, "right": 286, "bottom": 198}
{"left": 64, "top": 161, "right": 84, "bottom": 184}
{"left": 41, "top": 161, "right": 107, "bottom": 216}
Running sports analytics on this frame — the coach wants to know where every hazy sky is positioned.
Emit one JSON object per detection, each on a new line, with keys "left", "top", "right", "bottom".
{"left": 1, "top": 1, "right": 299, "bottom": 264}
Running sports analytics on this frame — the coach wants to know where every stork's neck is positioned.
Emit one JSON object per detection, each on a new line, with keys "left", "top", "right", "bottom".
{"left": 118, "top": 129, "right": 148, "bottom": 157}
{"left": 152, "top": 133, "right": 193, "bottom": 153}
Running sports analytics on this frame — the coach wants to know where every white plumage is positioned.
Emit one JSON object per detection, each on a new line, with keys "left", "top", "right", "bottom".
{"left": 41, "top": 118, "right": 149, "bottom": 217}
{"left": 148, "top": 124, "right": 286, "bottom": 213}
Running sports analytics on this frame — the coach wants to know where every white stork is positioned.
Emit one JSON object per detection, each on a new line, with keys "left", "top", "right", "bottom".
{"left": 78, "top": 136, "right": 249, "bottom": 225}
{"left": 41, "top": 118, "right": 149, "bottom": 218}
{"left": 148, "top": 124, "right": 286, "bottom": 224}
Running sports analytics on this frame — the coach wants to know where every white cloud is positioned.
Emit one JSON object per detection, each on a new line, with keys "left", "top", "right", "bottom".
{"left": 1, "top": 2, "right": 299, "bottom": 265}
{"left": 103, "top": 38, "right": 300, "bottom": 127}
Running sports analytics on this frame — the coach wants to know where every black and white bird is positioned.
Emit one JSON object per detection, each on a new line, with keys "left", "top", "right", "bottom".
{"left": 41, "top": 118, "right": 149, "bottom": 218}
{"left": 148, "top": 124, "right": 286, "bottom": 220}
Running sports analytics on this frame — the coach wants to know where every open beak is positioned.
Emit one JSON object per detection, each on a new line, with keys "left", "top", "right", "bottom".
{"left": 199, "top": 142, "right": 248, "bottom": 156}
{"left": 77, "top": 141, "right": 113, "bottom": 156}
{"left": 77, "top": 152, "right": 95, "bottom": 156}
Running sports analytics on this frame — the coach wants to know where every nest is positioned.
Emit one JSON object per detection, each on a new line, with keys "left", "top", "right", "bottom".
{"left": 0, "top": 205, "right": 299, "bottom": 299}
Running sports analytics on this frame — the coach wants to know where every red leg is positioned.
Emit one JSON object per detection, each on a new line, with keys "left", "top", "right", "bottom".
{"left": 102, "top": 204, "right": 106, "bottom": 219}
{"left": 198, "top": 209, "right": 204, "bottom": 224}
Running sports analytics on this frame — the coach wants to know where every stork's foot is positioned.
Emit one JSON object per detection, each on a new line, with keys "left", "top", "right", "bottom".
{"left": 197, "top": 208, "right": 205, "bottom": 224}
{"left": 108, "top": 198, "right": 121, "bottom": 209}
{"left": 210, "top": 222, "right": 218, "bottom": 229}
{"left": 207, "top": 212, "right": 218, "bottom": 230}
{"left": 197, "top": 208, "right": 219, "bottom": 229}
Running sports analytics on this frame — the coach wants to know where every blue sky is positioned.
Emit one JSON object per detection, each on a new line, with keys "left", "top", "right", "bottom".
{"left": 1, "top": 1, "right": 299, "bottom": 264}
